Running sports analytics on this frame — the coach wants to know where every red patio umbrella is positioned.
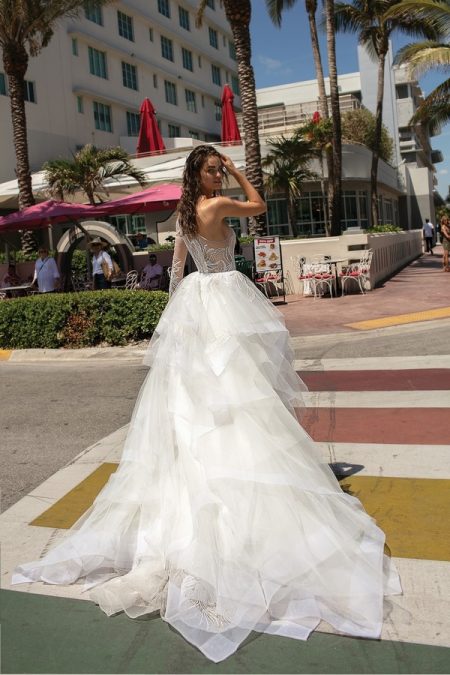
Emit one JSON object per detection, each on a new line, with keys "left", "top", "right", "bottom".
{"left": 93, "top": 184, "right": 181, "bottom": 217}
{"left": 136, "top": 98, "right": 165, "bottom": 155}
{"left": 221, "top": 85, "right": 241, "bottom": 145}
{"left": 0, "top": 200, "right": 99, "bottom": 233}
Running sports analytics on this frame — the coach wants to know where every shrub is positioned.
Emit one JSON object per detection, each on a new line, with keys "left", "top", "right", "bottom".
{"left": 367, "top": 224, "right": 403, "bottom": 233}
{"left": 0, "top": 290, "right": 168, "bottom": 349}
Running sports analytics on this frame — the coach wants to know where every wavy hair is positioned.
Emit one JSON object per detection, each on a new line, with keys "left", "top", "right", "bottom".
{"left": 177, "top": 145, "right": 225, "bottom": 238}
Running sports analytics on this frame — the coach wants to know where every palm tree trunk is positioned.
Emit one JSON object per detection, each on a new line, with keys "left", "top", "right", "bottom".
{"left": 224, "top": 0, "right": 266, "bottom": 236}
{"left": 287, "top": 192, "right": 296, "bottom": 237}
{"left": 306, "top": 1, "right": 329, "bottom": 119}
{"left": 371, "top": 50, "right": 387, "bottom": 228}
{"left": 324, "top": 0, "right": 342, "bottom": 237}
{"left": 3, "top": 44, "right": 37, "bottom": 254}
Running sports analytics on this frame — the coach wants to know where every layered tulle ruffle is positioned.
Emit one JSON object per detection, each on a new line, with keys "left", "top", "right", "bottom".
{"left": 13, "top": 271, "right": 401, "bottom": 662}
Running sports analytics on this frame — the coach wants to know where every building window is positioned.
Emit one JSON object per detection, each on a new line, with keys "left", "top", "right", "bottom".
{"left": 231, "top": 75, "right": 239, "bottom": 96}
{"left": 211, "top": 64, "right": 221, "bottom": 86}
{"left": 122, "top": 62, "right": 138, "bottom": 90}
{"left": 189, "top": 130, "right": 199, "bottom": 139}
{"left": 206, "top": 0, "right": 215, "bottom": 8}
{"left": 153, "top": 73, "right": 158, "bottom": 88}
{"left": 267, "top": 198, "right": 290, "bottom": 237}
{"left": 182, "top": 47, "right": 193, "bottom": 71}
{"left": 209, "top": 27, "right": 218, "bottom": 48}
{"left": 72, "top": 38, "right": 78, "bottom": 56}
{"left": 85, "top": 4, "right": 103, "bottom": 25}
{"left": 179, "top": 6, "right": 190, "bottom": 30}
{"left": 168, "top": 124, "right": 180, "bottom": 137}
{"left": 88, "top": 46, "right": 108, "bottom": 78}
{"left": 117, "top": 11, "right": 134, "bottom": 41}
{"left": 161, "top": 36, "right": 173, "bottom": 61}
{"left": 0, "top": 73, "right": 7, "bottom": 96}
{"left": 149, "top": 27, "right": 154, "bottom": 41}
{"left": 228, "top": 41, "right": 236, "bottom": 60}
{"left": 93, "top": 101, "right": 112, "bottom": 132}
{"left": 164, "top": 80, "right": 177, "bottom": 105}
{"left": 201, "top": 94, "right": 205, "bottom": 107}
{"left": 198, "top": 55, "right": 202, "bottom": 67}
{"left": 77, "top": 95, "right": 84, "bottom": 113}
{"left": 214, "top": 100, "right": 221, "bottom": 121}
{"left": 158, "top": 0, "right": 170, "bottom": 18}
{"left": 185, "top": 89, "right": 197, "bottom": 113}
{"left": 126, "top": 111, "right": 140, "bottom": 136}
{"left": 24, "top": 80, "right": 36, "bottom": 103}
{"left": 396, "top": 84, "right": 409, "bottom": 99}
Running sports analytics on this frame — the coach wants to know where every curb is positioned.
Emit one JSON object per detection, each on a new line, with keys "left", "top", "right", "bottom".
{"left": 4, "top": 345, "right": 148, "bottom": 363}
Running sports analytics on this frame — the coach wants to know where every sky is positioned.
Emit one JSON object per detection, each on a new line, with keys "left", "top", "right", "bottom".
{"left": 248, "top": 0, "right": 450, "bottom": 202}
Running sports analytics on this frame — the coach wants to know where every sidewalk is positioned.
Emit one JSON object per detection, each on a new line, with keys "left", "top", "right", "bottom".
{"left": 1, "top": 249, "right": 449, "bottom": 673}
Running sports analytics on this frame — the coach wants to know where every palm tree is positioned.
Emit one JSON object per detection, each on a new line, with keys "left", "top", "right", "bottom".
{"left": 43, "top": 145, "right": 147, "bottom": 205}
{"left": 302, "top": 116, "right": 334, "bottom": 233}
{"left": 265, "top": 0, "right": 342, "bottom": 235}
{"left": 0, "top": 0, "right": 108, "bottom": 252}
{"left": 334, "top": 0, "right": 442, "bottom": 227}
{"left": 196, "top": 0, "right": 266, "bottom": 236}
{"left": 262, "top": 133, "right": 318, "bottom": 237}
{"left": 388, "top": 0, "right": 450, "bottom": 134}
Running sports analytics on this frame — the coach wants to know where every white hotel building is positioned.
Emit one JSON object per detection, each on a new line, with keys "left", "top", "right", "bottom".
{"left": 0, "top": 0, "right": 239, "bottom": 183}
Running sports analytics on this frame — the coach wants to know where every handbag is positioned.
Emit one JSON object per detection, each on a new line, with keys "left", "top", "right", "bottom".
{"left": 101, "top": 258, "right": 112, "bottom": 280}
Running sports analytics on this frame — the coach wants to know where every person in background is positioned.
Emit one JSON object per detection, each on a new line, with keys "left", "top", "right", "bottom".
{"left": 135, "top": 232, "right": 149, "bottom": 250}
{"left": 90, "top": 238, "right": 113, "bottom": 290}
{"left": 423, "top": 218, "right": 434, "bottom": 255}
{"left": 440, "top": 215, "right": 450, "bottom": 272}
{"left": 33, "top": 247, "right": 60, "bottom": 293}
{"left": 2, "top": 264, "right": 22, "bottom": 288}
{"left": 139, "top": 253, "right": 163, "bottom": 290}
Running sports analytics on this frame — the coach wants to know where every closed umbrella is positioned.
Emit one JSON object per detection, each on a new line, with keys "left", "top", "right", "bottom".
{"left": 221, "top": 85, "right": 241, "bottom": 145}
{"left": 137, "top": 98, "right": 165, "bottom": 155}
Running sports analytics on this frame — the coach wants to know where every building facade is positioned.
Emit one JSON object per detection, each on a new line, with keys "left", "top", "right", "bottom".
{"left": 0, "top": 0, "right": 239, "bottom": 182}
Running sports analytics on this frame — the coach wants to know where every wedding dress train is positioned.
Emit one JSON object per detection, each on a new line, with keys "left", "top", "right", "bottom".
{"left": 13, "top": 225, "right": 401, "bottom": 662}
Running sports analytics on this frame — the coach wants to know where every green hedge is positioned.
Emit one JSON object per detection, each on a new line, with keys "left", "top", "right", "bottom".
{"left": 0, "top": 290, "right": 169, "bottom": 349}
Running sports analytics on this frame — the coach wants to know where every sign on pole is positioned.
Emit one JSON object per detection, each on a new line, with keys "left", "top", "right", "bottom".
{"left": 253, "top": 236, "right": 285, "bottom": 303}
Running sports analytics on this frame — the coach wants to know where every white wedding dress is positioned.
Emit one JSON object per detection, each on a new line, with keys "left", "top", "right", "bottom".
{"left": 13, "top": 224, "right": 401, "bottom": 662}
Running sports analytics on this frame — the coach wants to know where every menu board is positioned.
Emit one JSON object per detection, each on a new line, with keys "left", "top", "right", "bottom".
{"left": 254, "top": 236, "right": 282, "bottom": 273}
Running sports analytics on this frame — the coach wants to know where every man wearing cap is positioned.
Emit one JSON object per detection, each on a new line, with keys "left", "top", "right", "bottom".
{"left": 33, "top": 247, "right": 60, "bottom": 293}
{"left": 90, "top": 238, "right": 113, "bottom": 290}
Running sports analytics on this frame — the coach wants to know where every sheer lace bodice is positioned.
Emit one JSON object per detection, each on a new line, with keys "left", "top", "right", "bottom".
{"left": 169, "top": 223, "right": 236, "bottom": 295}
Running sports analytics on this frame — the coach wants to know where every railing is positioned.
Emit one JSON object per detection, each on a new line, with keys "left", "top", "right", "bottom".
{"left": 236, "top": 94, "right": 362, "bottom": 137}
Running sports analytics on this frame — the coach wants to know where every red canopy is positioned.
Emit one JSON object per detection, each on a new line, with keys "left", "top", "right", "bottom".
{"left": 0, "top": 186, "right": 182, "bottom": 233}
{"left": 0, "top": 200, "right": 98, "bottom": 233}
{"left": 137, "top": 98, "right": 165, "bottom": 155}
{"left": 94, "top": 184, "right": 181, "bottom": 216}
{"left": 221, "top": 85, "right": 241, "bottom": 145}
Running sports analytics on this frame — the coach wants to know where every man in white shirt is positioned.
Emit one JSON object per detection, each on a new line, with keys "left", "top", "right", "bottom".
{"left": 423, "top": 219, "right": 435, "bottom": 255}
{"left": 90, "top": 239, "right": 113, "bottom": 290}
{"left": 33, "top": 248, "right": 60, "bottom": 293}
{"left": 139, "top": 254, "right": 163, "bottom": 290}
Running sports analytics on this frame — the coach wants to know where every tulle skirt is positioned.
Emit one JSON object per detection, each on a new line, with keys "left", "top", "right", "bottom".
{"left": 13, "top": 271, "right": 401, "bottom": 662}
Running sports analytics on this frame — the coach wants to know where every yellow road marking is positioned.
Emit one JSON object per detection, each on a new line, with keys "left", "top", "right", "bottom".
{"left": 30, "top": 463, "right": 118, "bottom": 529}
{"left": 346, "top": 307, "right": 450, "bottom": 331}
{"left": 340, "top": 476, "right": 450, "bottom": 561}
{"left": 0, "top": 349, "right": 12, "bottom": 361}
{"left": 30, "top": 464, "right": 450, "bottom": 562}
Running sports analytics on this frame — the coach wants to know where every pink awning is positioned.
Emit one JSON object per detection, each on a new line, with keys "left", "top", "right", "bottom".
{"left": 0, "top": 186, "right": 182, "bottom": 233}
{"left": 0, "top": 200, "right": 98, "bottom": 233}
{"left": 221, "top": 85, "right": 241, "bottom": 145}
{"left": 137, "top": 98, "right": 165, "bottom": 155}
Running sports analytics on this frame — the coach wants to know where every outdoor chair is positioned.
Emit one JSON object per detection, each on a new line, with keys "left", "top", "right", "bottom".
{"left": 125, "top": 270, "right": 139, "bottom": 290}
{"left": 0, "top": 291, "right": 6, "bottom": 301}
{"left": 255, "top": 270, "right": 283, "bottom": 298}
{"left": 340, "top": 250, "right": 373, "bottom": 296}
{"left": 309, "top": 261, "right": 335, "bottom": 298}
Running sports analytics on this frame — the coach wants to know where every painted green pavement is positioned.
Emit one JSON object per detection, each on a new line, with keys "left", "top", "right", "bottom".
{"left": 1, "top": 591, "right": 449, "bottom": 674}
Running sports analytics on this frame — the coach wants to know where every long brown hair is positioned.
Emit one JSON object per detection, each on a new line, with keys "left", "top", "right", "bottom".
{"left": 177, "top": 145, "right": 224, "bottom": 237}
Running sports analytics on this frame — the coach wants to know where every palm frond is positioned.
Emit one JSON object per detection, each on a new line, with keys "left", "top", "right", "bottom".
{"left": 264, "top": 0, "right": 298, "bottom": 27}
{"left": 195, "top": 0, "right": 208, "bottom": 28}
{"left": 384, "top": 0, "right": 450, "bottom": 37}
{"left": 411, "top": 75, "right": 450, "bottom": 132}
{"left": 394, "top": 41, "right": 450, "bottom": 76}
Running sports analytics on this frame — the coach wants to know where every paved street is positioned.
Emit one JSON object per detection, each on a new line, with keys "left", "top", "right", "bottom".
{"left": 0, "top": 250, "right": 449, "bottom": 673}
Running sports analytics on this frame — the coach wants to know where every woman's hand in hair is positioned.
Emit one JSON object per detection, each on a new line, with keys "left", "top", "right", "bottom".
{"left": 220, "top": 154, "right": 238, "bottom": 176}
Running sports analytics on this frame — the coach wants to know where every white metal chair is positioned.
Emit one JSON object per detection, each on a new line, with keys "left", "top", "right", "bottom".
{"left": 310, "top": 261, "right": 335, "bottom": 298}
{"left": 125, "top": 270, "right": 139, "bottom": 290}
{"left": 340, "top": 250, "right": 373, "bottom": 295}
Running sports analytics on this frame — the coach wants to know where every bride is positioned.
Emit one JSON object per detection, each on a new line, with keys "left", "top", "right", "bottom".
{"left": 13, "top": 145, "right": 401, "bottom": 662}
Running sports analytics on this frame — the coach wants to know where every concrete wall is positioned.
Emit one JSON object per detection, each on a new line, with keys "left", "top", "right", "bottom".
{"left": 281, "top": 230, "right": 422, "bottom": 294}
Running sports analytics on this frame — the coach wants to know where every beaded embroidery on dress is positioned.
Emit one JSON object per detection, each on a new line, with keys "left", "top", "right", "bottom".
{"left": 13, "top": 223, "right": 401, "bottom": 663}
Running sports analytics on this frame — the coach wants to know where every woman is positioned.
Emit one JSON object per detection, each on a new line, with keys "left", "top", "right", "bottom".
{"left": 90, "top": 238, "right": 113, "bottom": 289}
{"left": 440, "top": 215, "right": 450, "bottom": 271}
{"left": 13, "top": 146, "right": 400, "bottom": 662}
